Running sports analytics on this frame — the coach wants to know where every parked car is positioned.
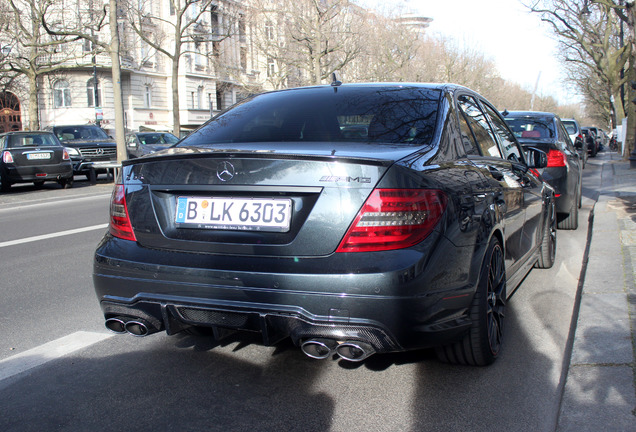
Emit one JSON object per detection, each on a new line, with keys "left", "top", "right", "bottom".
{"left": 503, "top": 111, "right": 582, "bottom": 230}
{"left": 0, "top": 131, "right": 73, "bottom": 191}
{"left": 581, "top": 127, "right": 600, "bottom": 156}
{"left": 561, "top": 118, "right": 587, "bottom": 168}
{"left": 47, "top": 124, "right": 118, "bottom": 177}
{"left": 126, "top": 132, "right": 179, "bottom": 158}
{"left": 94, "top": 83, "right": 556, "bottom": 366}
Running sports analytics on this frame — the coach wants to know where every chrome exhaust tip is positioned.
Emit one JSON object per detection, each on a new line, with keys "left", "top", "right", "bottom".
{"left": 300, "top": 338, "right": 338, "bottom": 360}
{"left": 105, "top": 318, "right": 126, "bottom": 334}
{"left": 125, "top": 320, "right": 150, "bottom": 337}
{"left": 335, "top": 341, "right": 375, "bottom": 362}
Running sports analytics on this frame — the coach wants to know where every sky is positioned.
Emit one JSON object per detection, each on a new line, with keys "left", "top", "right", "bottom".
{"left": 361, "top": 0, "right": 579, "bottom": 105}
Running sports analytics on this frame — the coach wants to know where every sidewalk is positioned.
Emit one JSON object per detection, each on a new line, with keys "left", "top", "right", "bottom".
{"left": 557, "top": 152, "right": 636, "bottom": 431}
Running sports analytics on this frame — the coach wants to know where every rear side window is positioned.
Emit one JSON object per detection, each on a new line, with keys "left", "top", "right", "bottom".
{"left": 457, "top": 95, "right": 501, "bottom": 158}
{"left": 180, "top": 87, "right": 442, "bottom": 147}
{"left": 482, "top": 103, "right": 523, "bottom": 162}
{"left": 562, "top": 120, "right": 578, "bottom": 135}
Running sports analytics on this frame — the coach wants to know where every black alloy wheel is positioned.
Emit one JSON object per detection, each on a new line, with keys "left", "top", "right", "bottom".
{"left": 436, "top": 237, "right": 506, "bottom": 366}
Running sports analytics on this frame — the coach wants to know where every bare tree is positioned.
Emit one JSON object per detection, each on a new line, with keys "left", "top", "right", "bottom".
{"left": 248, "top": 0, "right": 362, "bottom": 87}
{"left": 121, "top": 0, "right": 234, "bottom": 136}
{"left": 0, "top": 0, "right": 102, "bottom": 130}
{"left": 527, "top": 0, "right": 629, "bottom": 128}
{"left": 345, "top": 8, "right": 422, "bottom": 82}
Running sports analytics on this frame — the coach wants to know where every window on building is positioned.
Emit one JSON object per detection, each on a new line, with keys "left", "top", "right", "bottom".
{"left": 53, "top": 80, "right": 71, "bottom": 108}
{"left": 194, "top": 43, "right": 205, "bottom": 69}
{"left": 87, "top": 78, "right": 101, "bottom": 107}
{"left": 216, "top": 88, "right": 223, "bottom": 111}
{"left": 169, "top": 0, "right": 175, "bottom": 15}
{"left": 144, "top": 85, "right": 152, "bottom": 108}
{"left": 240, "top": 47, "right": 247, "bottom": 70}
{"left": 197, "top": 86, "right": 203, "bottom": 109}
{"left": 239, "top": 15, "right": 246, "bottom": 42}
{"left": 210, "top": 6, "right": 218, "bottom": 34}
{"left": 267, "top": 57, "right": 275, "bottom": 78}
{"left": 265, "top": 21, "right": 274, "bottom": 41}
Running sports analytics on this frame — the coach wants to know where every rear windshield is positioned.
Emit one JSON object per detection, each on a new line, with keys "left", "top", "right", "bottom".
{"left": 7, "top": 134, "right": 61, "bottom": 148}
{"left": 503, "top": 116, "right": 556, "bottom": 139}
{"left": 180, "top": 86, "right": 441, "bottom": 147}
{"left": 53, "top": 125, "right": 109, "bottom": 141}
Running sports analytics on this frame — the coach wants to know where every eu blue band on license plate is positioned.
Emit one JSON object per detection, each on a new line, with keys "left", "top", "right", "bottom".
{"left": 175, "top": 196, "right": 292, "bottom": 232}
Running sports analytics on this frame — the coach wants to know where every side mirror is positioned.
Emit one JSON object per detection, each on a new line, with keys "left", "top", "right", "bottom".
{"left": 525, "top": 147, "right": 548, "bottom": 169}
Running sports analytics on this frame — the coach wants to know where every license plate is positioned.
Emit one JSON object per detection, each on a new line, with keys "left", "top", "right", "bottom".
{"left": 175, "top": 196, "right": 292, "bottom": 232}
{"left": 26, "top": 153, "right": 51, "bottom": 160}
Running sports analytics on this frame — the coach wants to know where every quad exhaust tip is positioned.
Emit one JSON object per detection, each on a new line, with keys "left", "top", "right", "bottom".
{"left": 301, "top": 338, "right": 338, "bottom": 360}
{"left": 105, "top": 317, "right": 154, "bottom": 337}
{"left": 335, "top": 341, "right": 375, "bottom": 362}
{"left": 105, "top": 317, "right": 126, "bottom": 334}
{"left": 301, "top": 339, "right": 376, "bottom": 362}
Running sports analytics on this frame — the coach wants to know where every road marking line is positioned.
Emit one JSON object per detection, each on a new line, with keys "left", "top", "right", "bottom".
{"left": 0, "top": 223, "right": 109, "bottom": 248}
{"left": 0, "top": 193, "right": 112, "bottom": 212}
{"left": 0, "top": 331, "right": 113, "bottom": 382}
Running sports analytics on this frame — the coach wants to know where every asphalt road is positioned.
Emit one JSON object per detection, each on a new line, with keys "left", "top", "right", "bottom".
{"left": 0, "top": 162, "right": 601, "bottom": 431}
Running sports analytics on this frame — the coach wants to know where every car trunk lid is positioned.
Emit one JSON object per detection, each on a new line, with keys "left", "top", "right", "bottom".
{"left": 122, "top": 145, "right": 416, "bottom": 256}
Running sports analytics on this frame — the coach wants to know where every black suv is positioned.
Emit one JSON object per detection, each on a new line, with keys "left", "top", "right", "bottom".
{"left": 48, "top": 125, "right": 118, "bottom": 177}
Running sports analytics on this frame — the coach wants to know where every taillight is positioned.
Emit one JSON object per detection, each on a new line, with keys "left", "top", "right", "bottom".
{"left": 62, "top": 149, "right": 70, "bottom": 160}
{"left": 109, "top": 184, "right": 137, "bottom": 241}
{"left": 2, "top": 151, "right": 14, "bottom": 163}
{"left": 547, "top": 149, "right": 566, "bottom": 167}
{"left": 336, "top": 189, "right": 447, "bottom": 253}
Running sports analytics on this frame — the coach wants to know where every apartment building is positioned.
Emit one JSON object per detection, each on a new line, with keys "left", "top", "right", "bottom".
{"left": 0, "top": 0, "right": 261, "bottom": 136}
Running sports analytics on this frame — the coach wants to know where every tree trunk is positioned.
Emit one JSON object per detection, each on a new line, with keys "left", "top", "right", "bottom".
{"left": 27, "top": 72, "right": 39, "bottom": 130}
{"left": 172, "top": 56, "right": 180, "bottom": 137}
{"left": 110, "top": 0, "right": 127, "bottom": 164}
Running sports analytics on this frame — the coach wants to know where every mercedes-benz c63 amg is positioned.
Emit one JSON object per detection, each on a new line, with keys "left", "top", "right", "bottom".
{"left": 93, "top": 83, "right": 556, "bottom": 366}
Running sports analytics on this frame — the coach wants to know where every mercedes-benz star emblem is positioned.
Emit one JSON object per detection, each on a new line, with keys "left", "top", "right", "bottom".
{"left": 216, "top": 161, "right": 235, "bottom": 182}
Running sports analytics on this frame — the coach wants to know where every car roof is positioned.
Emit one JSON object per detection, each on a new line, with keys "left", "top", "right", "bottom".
{"left": 503, "top": 110, "right": 559, "bottom": 118}
{"left": 263, "top": 82, "right": 475, "bottom": 96}
{"left": 0, "top": 130, "right": 54, "bottom": 136}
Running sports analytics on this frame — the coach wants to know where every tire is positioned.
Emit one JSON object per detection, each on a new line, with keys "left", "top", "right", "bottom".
{"left": 535, "top": 201, "right": 556, "bottom": 269}
{"left": 59, "top": 178, "right": 73, "bottom": 189}
{"left": 0, "top": 174, "right": 10, "bottom": 192}
{"left": 435, "top": 237, "right": 506, "bottom": 366}
{"left": 557, "top": 194, "right": 579, "bottom": 230}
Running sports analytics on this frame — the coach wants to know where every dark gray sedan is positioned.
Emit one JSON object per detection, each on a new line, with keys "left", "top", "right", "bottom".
{"left": 503, "top": 111, "right": 582, "bottom": 230}
{"left": 94, "top": 83, "right": 556, "bottom": 366}
{"left": 125, "top": 132, "right": 179, "bottom": 158}
{"left": 0, "top": 131, "right": 73, "bottom": 191}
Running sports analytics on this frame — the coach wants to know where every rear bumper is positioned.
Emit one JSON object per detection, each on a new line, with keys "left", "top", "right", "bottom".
{"left": 537, "top": 167, "right": 574, "bottom": 214}
{"left": 2, "top": 163, "right": 73, "bottom": 183}
{"left": 93, "top": 234, "right": 478, "bottom": 353}
{"left": 71, "top": 159, "right": 119, "bottom": 174}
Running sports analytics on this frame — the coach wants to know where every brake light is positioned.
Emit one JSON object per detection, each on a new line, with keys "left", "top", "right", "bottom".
{"left": 2, "top": 151, "right": 13, "bottom": 163}
{"left": 62, "top": 149, "right": 70, "bottom": 160}
{"left": 547, "top": 149, "right": 566, "bottom": 167}
{"left": 109, "top": 184, "right": 137, "bottom": 241}
{"left": 336, "top": 189, "right": 447, "bottom": 253}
